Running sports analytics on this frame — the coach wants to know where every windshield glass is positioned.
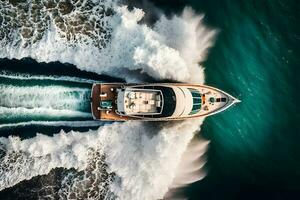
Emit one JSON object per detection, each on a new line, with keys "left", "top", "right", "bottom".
{"left": 188, "top": 88, "right": 202, "bottom": 115}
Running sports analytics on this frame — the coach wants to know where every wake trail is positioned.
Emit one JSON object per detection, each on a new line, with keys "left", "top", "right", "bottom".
{"left": 0, "top": 84, "right": 92, "bottom": 123}
{"left": 0, "top": 71, "right": 100, "bottom": 84}
{"left": 0, "top": 0, "right": 217, "bottom": 199}
{"left": 0, "top": 120, "right": 103, "bottom": 130}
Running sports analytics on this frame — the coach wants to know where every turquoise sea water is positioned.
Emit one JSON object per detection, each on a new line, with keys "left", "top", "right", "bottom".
{"left": 171, "top": 0, "right": 299, "bottom": 199}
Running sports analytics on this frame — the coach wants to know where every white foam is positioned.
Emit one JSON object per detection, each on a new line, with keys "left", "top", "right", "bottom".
{"left": 153, "top": 7, "right": 217, "bottom": 83}
{"left": 0, "top": 84, "right": 89, "bottom": 109}
{"left": 0, "top": 120, "right": 104, "bottom": 130}
{"left": 0, "top": 129, "right": 100, "bottom": 191}
{"left": 170, "top": 137, "right": 210, "bottom": 188}
{"left": 0, "top": 107, "right": 91, "bottom": 121}
{"left": 0, "top": 3, "right": 216, "bottom": 83}
{"left": 0, "top": 1, "right": 217, "bottom": 199}
{"left": 0, "top": 119, "right": 203, "bottom": 198}
{"left": 0, "top": 71, "right": 99, "bottom": 84}
{"left": 0, "top": 84, "right": 91, "bottom": 121}
{"left": 103, "top": 120, "right": 204, "bottom": 200}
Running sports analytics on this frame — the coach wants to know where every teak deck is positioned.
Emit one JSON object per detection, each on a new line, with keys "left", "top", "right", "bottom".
{"left": 91, "top": 83, "right": 132, "bottom": 121}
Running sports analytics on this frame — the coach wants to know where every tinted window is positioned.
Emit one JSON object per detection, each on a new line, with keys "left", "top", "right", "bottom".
{"left": 188, "top": 88, "right": 201, "bottom": 98}
{"left": 188, "top": 88, "right": 202, "bottom": 115}
{"left": 193, "top": 98, "right": 201, "bottom": 104}
{"left": 192, "top": 104, "right": 201, "bottom": 111}
{"left": 191, "top": 91, "right": 201, "bottom": 98}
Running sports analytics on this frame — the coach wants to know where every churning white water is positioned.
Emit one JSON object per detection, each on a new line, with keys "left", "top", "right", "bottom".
{"left": 0, "top": 0, "right": 217, "bottom": 199}
{"left": 0, "top": 120, "right": 104, "bottom": 130}
{"left": 0, "top": 84, "right": 91, "bottom": 122}
{"left": 0, "top": 70, "right": 99, "bottom": 84}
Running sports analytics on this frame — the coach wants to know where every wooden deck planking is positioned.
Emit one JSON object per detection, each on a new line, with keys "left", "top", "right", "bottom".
{"left": 92, "top": 83, "right": 132, "bottom": 121}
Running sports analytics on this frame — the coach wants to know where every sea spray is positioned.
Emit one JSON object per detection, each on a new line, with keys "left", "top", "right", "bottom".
{"left": 164, "top": 135, "right": 209, "bottom": 199}
{"left": 0, "top": 120, "right": 203, "bottom": 199}
{"left": 171, "top": 136, "right": 209, "bottom": 188}
{"left": 103, "top": 120, "right": 204, "bottom": 199}
{"left": 0, "top": 129, "right": 100, "bottom": 191}
{"left": 0, "top": 0, "right": 217, "bottom": 199}
{"left": 0, "top": 1, "right": 216, "bottom": 83}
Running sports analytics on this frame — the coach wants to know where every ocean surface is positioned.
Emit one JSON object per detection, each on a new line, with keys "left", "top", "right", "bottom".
{"left": 0, "top": 0, "right": 299, "bottom": 199}
{"left": 180, "top": 0, "right": 300, "bottom": 199}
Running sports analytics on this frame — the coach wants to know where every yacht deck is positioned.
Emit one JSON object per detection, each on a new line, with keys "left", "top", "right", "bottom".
{"left": 91, "top": 83, "right": 131, "bottom": 121}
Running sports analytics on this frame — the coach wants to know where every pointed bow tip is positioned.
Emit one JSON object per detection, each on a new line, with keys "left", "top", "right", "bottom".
{"left": 233, "top": 98, "right": 241, "bottom": 103}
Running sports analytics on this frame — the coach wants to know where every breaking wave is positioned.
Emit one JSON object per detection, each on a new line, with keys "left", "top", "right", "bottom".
{"left": 0, "top": 120, "right": 203, "bottom": 199}
{"left": 0, "top": 0, "right": 216, "bottom": 82}
{"left": 0, "top": 0, "right": 217, "bottom": 199}
{"left": 0, "top": 129, "right": 100, "bottom": 191}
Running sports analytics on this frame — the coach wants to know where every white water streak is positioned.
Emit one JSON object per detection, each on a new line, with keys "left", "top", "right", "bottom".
{"left": 0, "top": 121, "right": 103, "bottom": 130}
{"left": 0, "top": 84, "right": 90, "bottom": 120}
{"left": 0, "top": 107, "right": 91, "bottom": 120}
{"left": 0, "top": 71, "right": 99, "bottom": 84}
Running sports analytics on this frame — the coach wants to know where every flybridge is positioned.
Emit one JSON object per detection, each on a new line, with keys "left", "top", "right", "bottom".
{"left": 116, "top": 88, "right": 164, "bottom": 115}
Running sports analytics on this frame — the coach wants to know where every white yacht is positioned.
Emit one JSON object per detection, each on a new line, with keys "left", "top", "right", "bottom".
{"left": 91, "top": 83, "right": 240, "bottom": 121}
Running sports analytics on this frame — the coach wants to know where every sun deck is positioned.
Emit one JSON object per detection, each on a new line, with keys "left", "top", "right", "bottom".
{"left": 116, "top": 88, "right": 163, "bottom": 115}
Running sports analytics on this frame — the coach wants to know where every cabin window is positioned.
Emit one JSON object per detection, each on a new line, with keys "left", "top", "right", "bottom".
{"left": 193, "top": 98, "right": 201, "bottom": 104}
{"left": 191, "top": 104, "right": 201, "bottom": 111}
{"left": 188, "top": 88, "right": 202, "bottom": 115}
{"left": 189, "top": 89, "right": 201, "bottom": 98}
{"left": 190, "top": 104, "right": 201, "bottom": 115}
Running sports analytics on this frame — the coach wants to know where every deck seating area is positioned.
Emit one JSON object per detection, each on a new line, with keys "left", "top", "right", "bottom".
{"left": 124, "top": 91, "right": 162, "bottom": 114}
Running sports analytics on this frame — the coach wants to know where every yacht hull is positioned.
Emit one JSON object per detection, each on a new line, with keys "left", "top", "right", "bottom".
{"left": 91, "top": 83, "right": 239, "bottom": 121}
